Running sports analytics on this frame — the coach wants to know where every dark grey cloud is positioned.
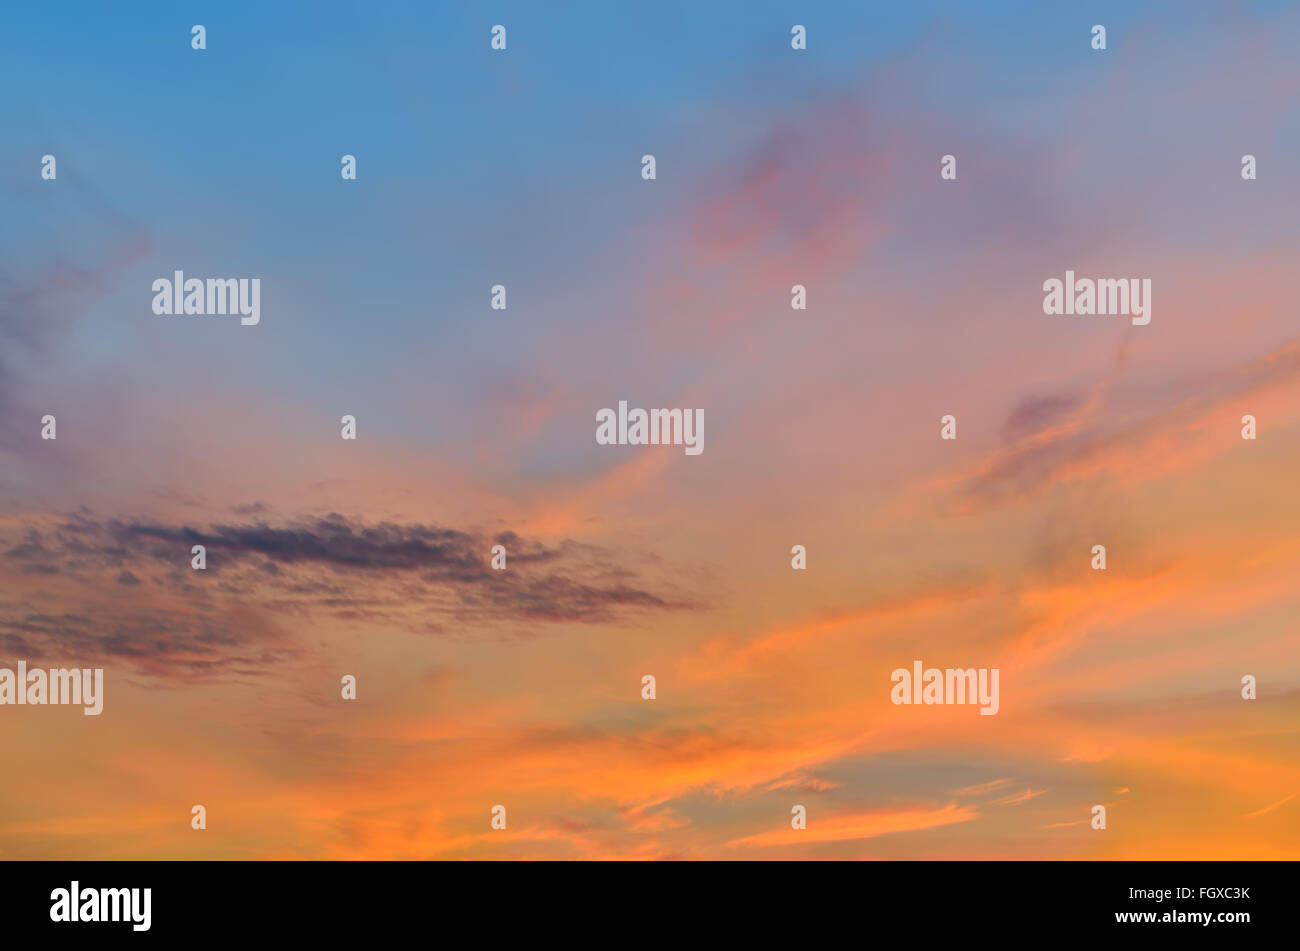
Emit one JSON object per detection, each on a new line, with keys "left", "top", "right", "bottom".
{"left": 0, "top": 513, "right": 699, "bottom": 679}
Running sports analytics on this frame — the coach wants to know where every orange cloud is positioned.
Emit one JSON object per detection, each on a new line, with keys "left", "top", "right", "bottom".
{"left": 728, "top": 803, "right": 978, "bottom": 849}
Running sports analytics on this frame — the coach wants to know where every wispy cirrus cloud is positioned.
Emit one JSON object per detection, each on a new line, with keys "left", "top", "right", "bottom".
{"left": 939, "top": 336, "right": 1300, "bottom": 514}
{"left": 727, "top": 802, "right": 978, "bottom": 848}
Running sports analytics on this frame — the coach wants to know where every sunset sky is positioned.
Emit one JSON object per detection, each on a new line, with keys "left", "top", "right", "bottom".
{"left": 1, "top": 0, "right": 1298, "bottom": 859}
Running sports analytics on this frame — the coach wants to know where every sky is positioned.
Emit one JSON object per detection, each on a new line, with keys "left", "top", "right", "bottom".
{"left": 0, "top": 0, "right": 1298, "bottom": 859}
